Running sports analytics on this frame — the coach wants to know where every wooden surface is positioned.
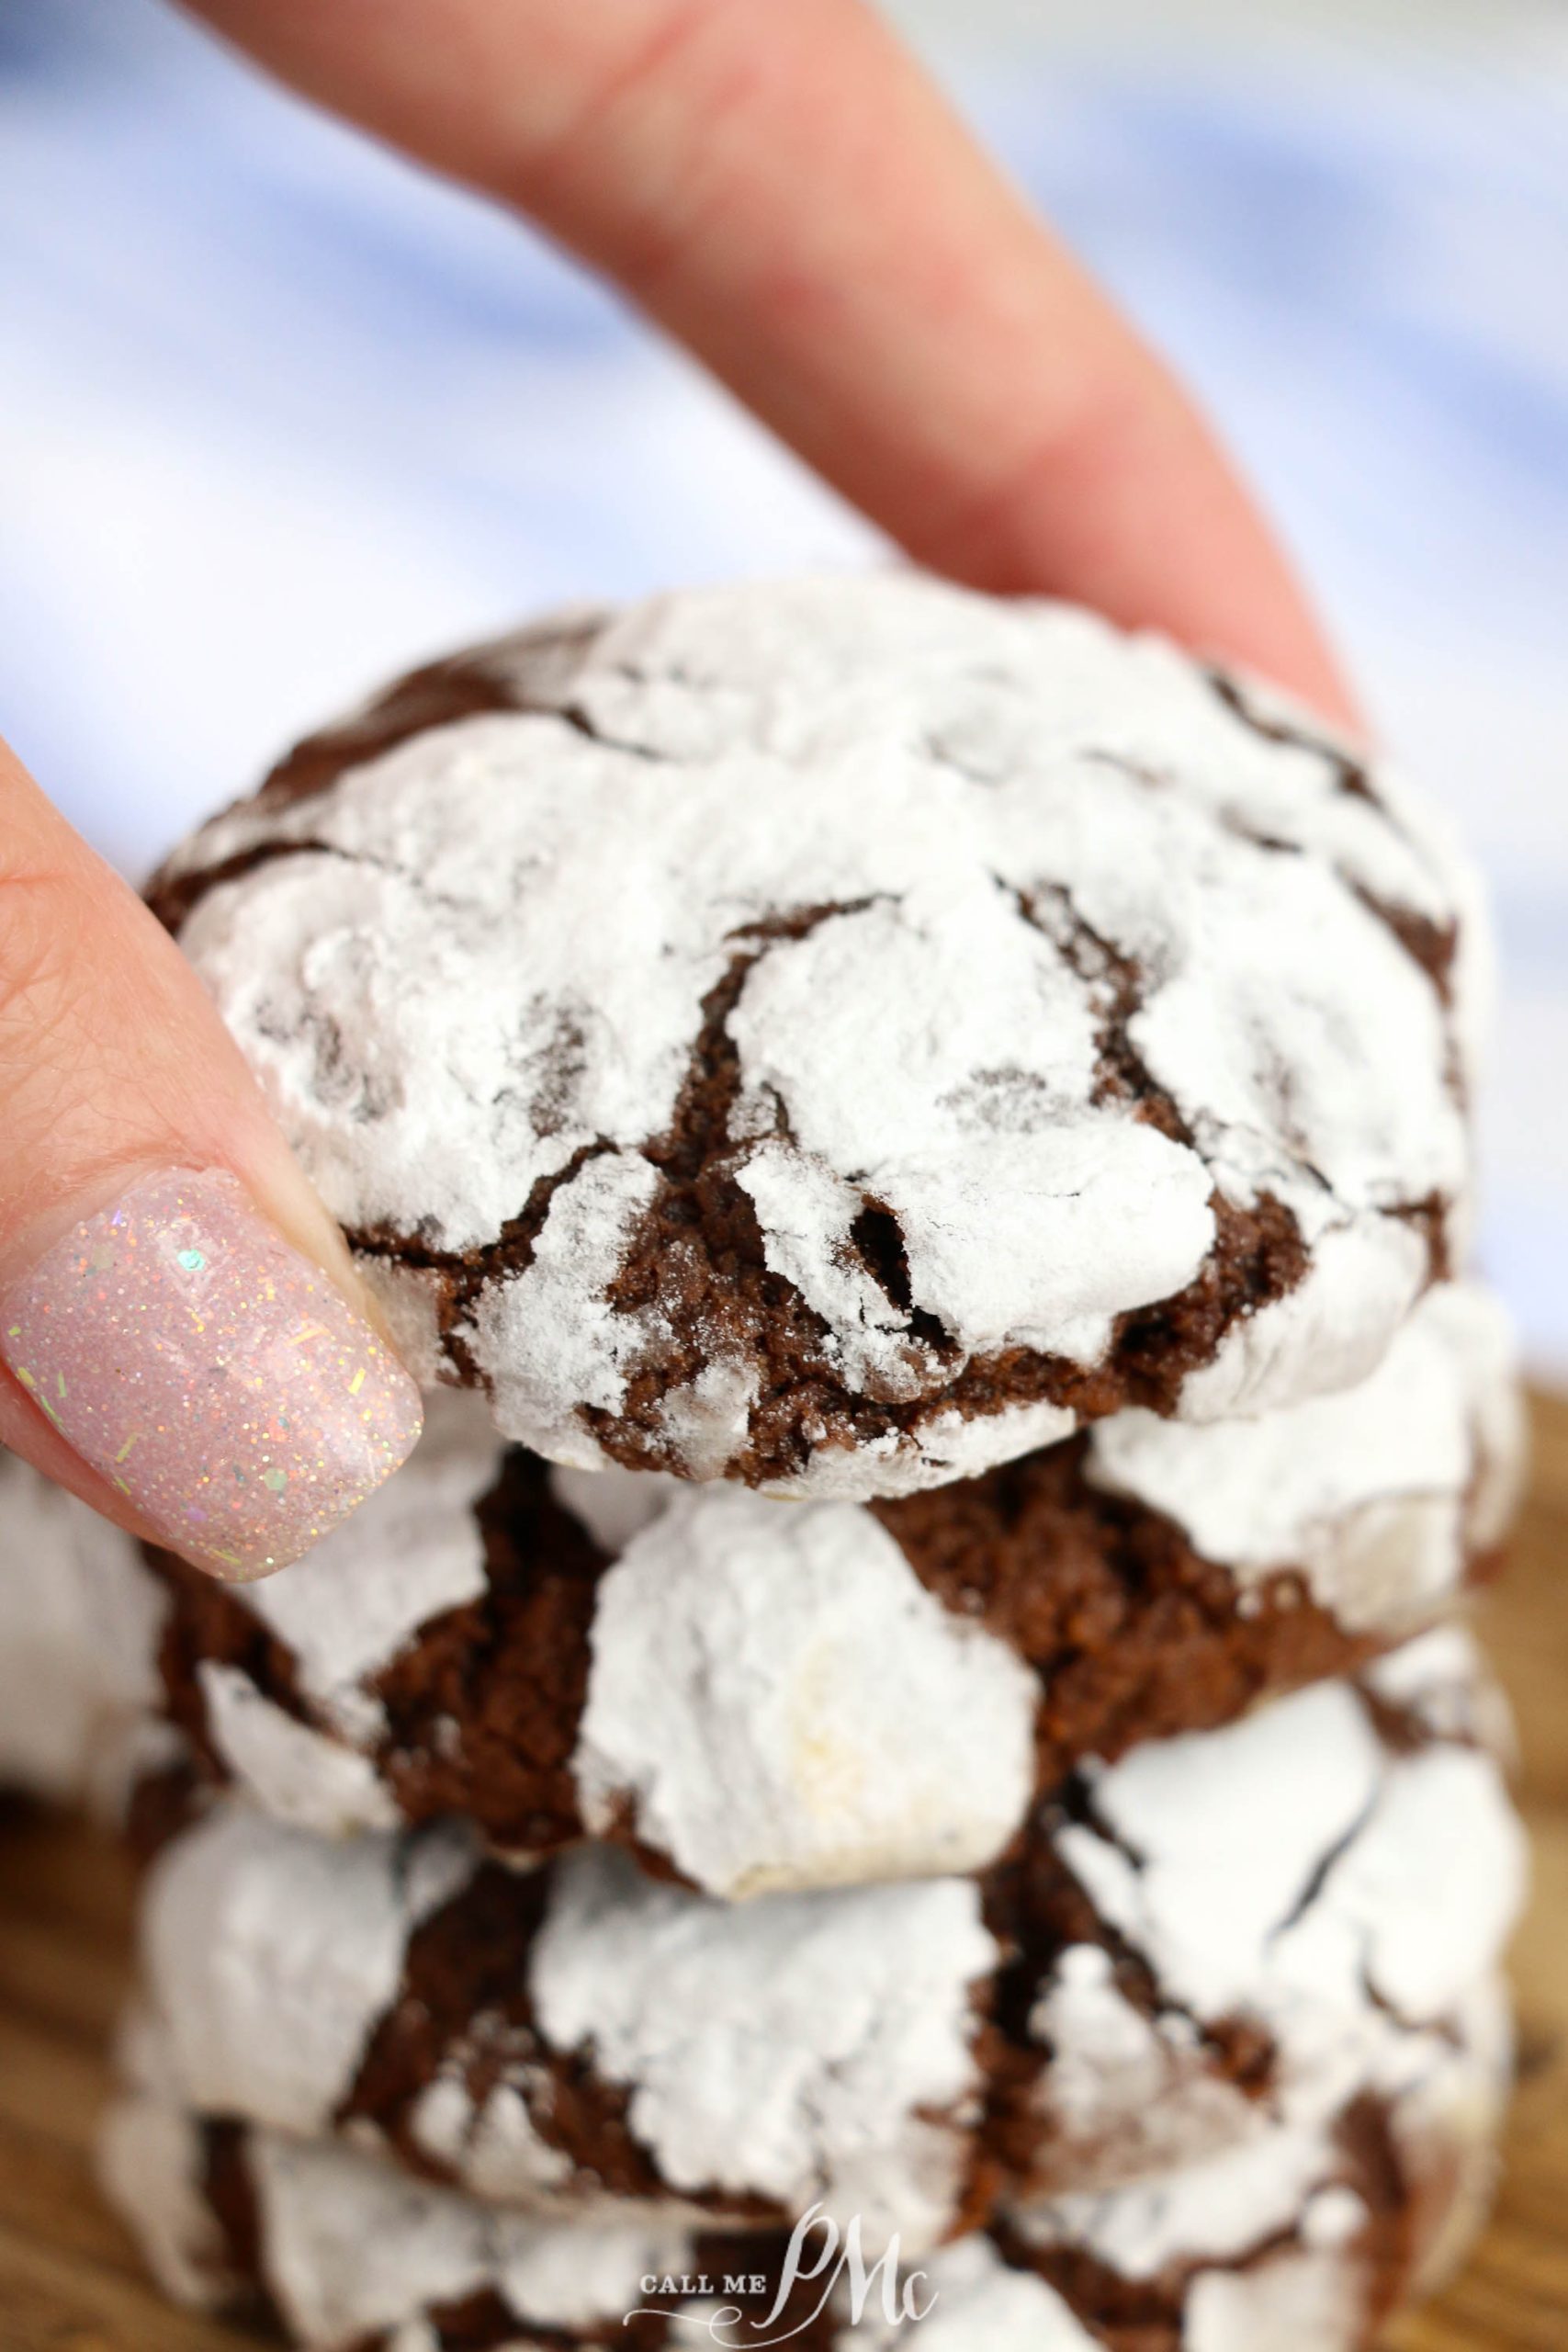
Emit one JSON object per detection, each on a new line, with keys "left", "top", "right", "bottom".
{"left": 0, "top": 1404, "right": 1563, "bottom": 2351}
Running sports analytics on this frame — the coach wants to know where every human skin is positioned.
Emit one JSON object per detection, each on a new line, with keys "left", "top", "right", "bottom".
{"left": 0, "top": 0, "right": 1353, "bottom": 1575}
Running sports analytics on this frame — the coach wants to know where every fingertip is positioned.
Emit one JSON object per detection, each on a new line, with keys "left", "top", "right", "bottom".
{"left": 0, "top": 1168, "right": 423, "bottom": 1583}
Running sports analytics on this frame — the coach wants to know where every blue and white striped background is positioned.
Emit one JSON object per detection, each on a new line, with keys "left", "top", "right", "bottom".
{"left": 2, "top": 0, "right": 1564, "bottom": 1372}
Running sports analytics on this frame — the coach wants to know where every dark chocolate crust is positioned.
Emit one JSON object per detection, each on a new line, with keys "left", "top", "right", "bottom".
{"left": 133, "top": 1674, "right": 1460, "bottom": 2245}
{"left": 144, "top": 616, "right": 1461, "bottom": 1491}
{"left": 146, "top": 1427, "right": 1412, "bottom": 1872}
{"left": 196, "top": 2087, "right": 1439, "bottom": 2352}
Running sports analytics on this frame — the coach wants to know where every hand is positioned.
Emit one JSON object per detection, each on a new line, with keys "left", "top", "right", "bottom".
{"left": 0, "top": 0, "right": 1353, "bottom": 1582}
{"left": 0, "top": 739, "right": 423, "bottom": 1577}
{"left": 183, "top": 0, "right": 1356, "bottom": 722}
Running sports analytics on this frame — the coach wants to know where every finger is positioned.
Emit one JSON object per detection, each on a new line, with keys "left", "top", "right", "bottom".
{"left": 182, "top": 0, "right": 1356, "bottom": 724}
{"left": 0, "top": 739, "right": 422, "bottom": 1579}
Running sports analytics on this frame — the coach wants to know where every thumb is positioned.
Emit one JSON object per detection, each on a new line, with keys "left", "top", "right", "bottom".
{"left": 0, "top": 736, "right": 423, "bottom": 1579}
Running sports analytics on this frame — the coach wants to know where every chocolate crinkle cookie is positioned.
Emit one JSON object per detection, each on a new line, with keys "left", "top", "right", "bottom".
{"left": 148, "top": 575, "right": 1486, "bottom": 1496}
{"left": 0, "top": 1445, "right": 175, "bottom": 1818}
{"left": 102, "top": 1973, "right": 1512, "bottom": 2352}
{"left": 144, "top": 1280, "right": 1521, "bottom": 1897}
{"left": 117, "top": 1630, "right": 1526, "bottom": 2256}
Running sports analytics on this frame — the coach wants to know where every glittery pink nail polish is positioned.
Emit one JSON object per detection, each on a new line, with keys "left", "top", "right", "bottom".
{"left": 1, "top": 1169, "right": 423, "bottom": 1579}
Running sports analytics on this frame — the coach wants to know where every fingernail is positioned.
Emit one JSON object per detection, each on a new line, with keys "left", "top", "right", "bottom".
{"left": 0, "top": 1169, "right": 423, "bottom": 1579}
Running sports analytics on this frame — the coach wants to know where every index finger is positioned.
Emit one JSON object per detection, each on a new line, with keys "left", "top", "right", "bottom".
{"left": 183, "top": 0, "right": 1357, "bottom": 724}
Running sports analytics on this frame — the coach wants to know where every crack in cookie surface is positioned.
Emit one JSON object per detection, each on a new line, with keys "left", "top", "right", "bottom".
{"left": 151, "top": 578, "right": 1478, "bottom": 1490}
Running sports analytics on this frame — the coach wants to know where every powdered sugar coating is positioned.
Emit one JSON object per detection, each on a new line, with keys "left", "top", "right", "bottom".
{"left": 199, "top": 1659, "right": 404, "bottom": 1837}
{"left": 1021, "top": 2120, "right": 1370, "bottom": 2279}
{"left": 130, "top": 1640, "right": 1523, "bottom": 2240}
{"left": 409, "top": 2070, "right": 575, "bottom": 2207}
{"left": 1031, "top": 1637, "right": 1527, "bottom": 2177}
{"left": 770, "top": 1398, "right": 1079, "bottom": 1502}
{"left": 248, "top": 2133, "right": 692, "bottom": 2350}
{"left": 131, "top": 1802, "right": 993, "bottom": 2253}
{"left": 1061, "top": 1658, "right": 1521, "bottom": 2022}
{"left": 141, "top": 1807, "right": 476, "bottom": 2136}
{"left": 1027, "top": 1946, "right": 1254, "bottom": 2186}
{"left": 1180, "top": 2255, "right": 1363, "bottom": 2352}
{"left": 1388, "top": 1972, "right": 1515, "bottom": 2301}
{"left": 102, "top": 1972, "right": 1509, "bottom": 2350}
{"left": 0, "top": 1450, "right": 168, "bottom": 1815}
{"left": 530, "top": 1843, "right": 994, "bottom": 2251}
{"left": 548, "top": 1461, "right": 680, "bottom": 1553}
{"left": 859, "top": 2238, "right": 1101, "bottom": 2351}
{"left": 168, "top": 1281, "right": 1516, "bottom": 1897}
{"left": 1084, "top": 1281, "right": 1521, "bottom": 1632}
{"left": 1173, "top": 1221, "right": 1427, "bottom": 1423}
{"left": 1022, "top": 1975, "right": 1509, "bottom": 2352}
{"left": 468, "top": 1154, "right": 668, "bottom": 1471}
{"left": 233, "top": 1389, "right": 502, "bottom": 1740}
{"left": 1364, "top": 1622, "right": 1519, "bottom": 1755}
{"left": 573, "top": 1485, "right": 1040, "bottom": 1895}
{"left": 162, "top": 576, "right": 1477, "bottom": 1493}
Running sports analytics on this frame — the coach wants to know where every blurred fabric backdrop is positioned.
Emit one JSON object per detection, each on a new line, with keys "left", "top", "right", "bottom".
{"left": 2, "top": 0, "right": 1565, "bottom": 1372}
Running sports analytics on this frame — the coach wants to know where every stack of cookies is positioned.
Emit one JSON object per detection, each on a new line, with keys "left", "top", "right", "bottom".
{"left": 2, "top": 578, "right": 1533, "bottom": 2349}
